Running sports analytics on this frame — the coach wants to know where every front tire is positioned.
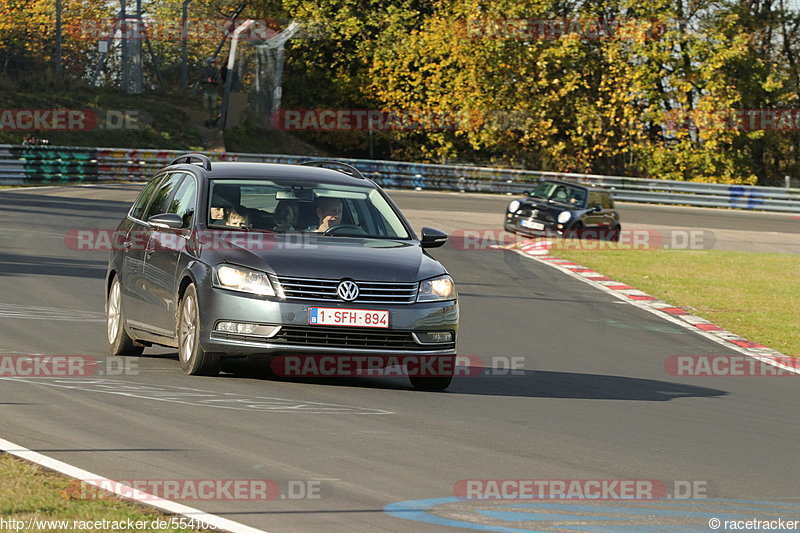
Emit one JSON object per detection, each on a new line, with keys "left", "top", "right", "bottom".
{"left": 106, "top": 277, "right": 144, "bottom": 356}
{"left": 567, "top": 222, "right": 584, "bottom": 240}
{"left": 178, "top": 284, "right": 221, "bottom": 376}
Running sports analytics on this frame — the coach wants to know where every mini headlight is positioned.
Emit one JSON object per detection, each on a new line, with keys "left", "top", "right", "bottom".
{"left": 557, "top": 211, "right": 572, "bottom": 224}
{"left": 417, "top": 275, "right": 457, "bottom": 302}
{"left": 508, "top": 200, "right": 521, "bottom": 213}
{"left": 214, "top": 265, "right": 275, "bottom": 296}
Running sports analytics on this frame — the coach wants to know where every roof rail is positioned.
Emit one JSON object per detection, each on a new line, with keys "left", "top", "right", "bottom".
{"left": 300, "top": 160, "right": 368, "bottom": 180}
{"left": 170, "top": 153, "right": 212, "bottom": 171}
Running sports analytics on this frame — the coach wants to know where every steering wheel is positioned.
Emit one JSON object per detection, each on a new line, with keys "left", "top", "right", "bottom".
{"left": 323, "top": 224, "right": 368, "bottom": 236}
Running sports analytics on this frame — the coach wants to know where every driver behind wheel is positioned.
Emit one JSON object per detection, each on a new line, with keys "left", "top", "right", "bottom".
{"left": 314, "top": 197, "right": 343, "bottom": 232}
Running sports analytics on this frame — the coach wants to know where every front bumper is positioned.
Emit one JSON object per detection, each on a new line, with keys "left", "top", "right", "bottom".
{"left": 504, "top": 214, "right": 566, "bottom": 238}
{"left": 196, "top": 285, "right": 459, "bottom": 356}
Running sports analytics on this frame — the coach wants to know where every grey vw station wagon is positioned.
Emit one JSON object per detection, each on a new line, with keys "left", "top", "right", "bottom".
{"left": 105, "top": 154, "right": 459, "bottom": 390}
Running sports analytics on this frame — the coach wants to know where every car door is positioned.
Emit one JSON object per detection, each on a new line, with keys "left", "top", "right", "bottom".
{"left": 130, "top": 172, "right": 186, "bottom": 336}
{"left": 142, "top": 172, "right": 197, "bottom": 336}
{"left": 583, "top": 191, "right": 605, "bottom": 230}
{"left": 601, "top": 192, "right": 619, "bottom": 228}
{"left": 121, "top": 173, "right": 167, "bottom": 328}
{"left": 125, "top": 172, "right": 183, "bottom": 331}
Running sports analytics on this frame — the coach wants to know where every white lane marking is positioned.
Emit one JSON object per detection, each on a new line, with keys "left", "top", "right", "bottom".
{"left": 0, "top": 186, "right": 58, "bottom": 191}
{"left": 512, "top": 249, "right": 800, "bottom": 376}
{"left": 0, "top": 303, "right": 104, "bottom": 321}
{"left": 0, "top": 377, "right": 395, "bottom": 414}
{"left": 0, "top": 436, "right": 269, "bottom": 533}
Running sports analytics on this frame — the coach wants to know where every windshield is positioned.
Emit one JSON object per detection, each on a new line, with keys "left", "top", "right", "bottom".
{"left": 207, "top": 179, "right": 411, "bottom": 239}
{"left": 528, "top": 182, "right": 587, "bottom": 207}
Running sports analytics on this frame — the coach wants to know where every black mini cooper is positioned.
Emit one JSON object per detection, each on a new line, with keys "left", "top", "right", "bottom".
{"left": 504, "top": 180, "right": 621, "bottom": 240}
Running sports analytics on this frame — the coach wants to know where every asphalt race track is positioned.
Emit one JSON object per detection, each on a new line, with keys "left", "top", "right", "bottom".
{"left": 388, "top": 190, "right": 800, "bottom": 234}
{"left": 0, "top": 185, "right": 798, "bottom": 532}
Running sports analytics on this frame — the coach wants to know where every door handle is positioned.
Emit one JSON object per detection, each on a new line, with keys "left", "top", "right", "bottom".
{"left": 145, "top": 237, "right": 156, "bottom": 258}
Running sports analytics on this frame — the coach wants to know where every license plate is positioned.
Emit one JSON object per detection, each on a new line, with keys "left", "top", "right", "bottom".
{"left": 521, "top": 219, "right": 544, "bottom": 230}
{"left": 309, "top": 307, "right": 389, "bottom": 328}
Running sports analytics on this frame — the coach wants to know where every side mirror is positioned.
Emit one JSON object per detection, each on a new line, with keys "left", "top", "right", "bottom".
{"left": 593, "top": 205, "right": 603, "bottom": 212}
{"left": 148, "top": 213, "right": 185, "bottom": 230}
{"left": 420, "top": 227, "right": 448, "bottom": 249}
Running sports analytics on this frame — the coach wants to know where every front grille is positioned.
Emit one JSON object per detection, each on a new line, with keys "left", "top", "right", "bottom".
{"left": 514, "top": 207, "right": 556, "bottom": 224}
{"left": 272, "top": 326, "right": 454, "bottom": 351}
{"left": 275, "top": 276, "right": 418, "bottom": 304}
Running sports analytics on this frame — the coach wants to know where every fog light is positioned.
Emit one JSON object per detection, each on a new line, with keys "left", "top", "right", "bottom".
{"left": 215, "top": 322, "right": 280, "bottom": 337}
{"left": 413, "top": 331, "right": 454, "bottom": 344}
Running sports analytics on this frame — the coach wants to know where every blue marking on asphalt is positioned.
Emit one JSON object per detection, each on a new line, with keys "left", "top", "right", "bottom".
{"left": 554, "top": 525, "right": 712, "bottom": 533}
{"left": 385, "top": 497, "right": 542, "bottom": 532}
{"left": 480, "top": 506, "right": 746, "bottom": 519}
{"left": 649, "top": 498, "right": 800, "bottom": 509}
{"left": 493, "top": 502, "right": 760, "bottom": 518}
{"left": 384, "top": 497, "right": 798, "bottom": 533}
{"left": 627, "top": 498, "right": 800, "bottom": 507}
{"left": 477, "top": 510, "right": 618, "bottom": 521}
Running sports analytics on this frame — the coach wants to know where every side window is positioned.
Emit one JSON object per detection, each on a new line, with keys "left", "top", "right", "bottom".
{"left": 130, "top": 175, "right": 166, "bottom": 220}
{"left": 587, "top": 192, "right": 602, "bottom": 209}
{"left": 601, "top": 193, "right": 613, "bottom": 210}
{"left": 167, "top": 174, "right": 197, "bottom": 228}
{"left": 142, "top": 173, "right": 184, "bottom": 221}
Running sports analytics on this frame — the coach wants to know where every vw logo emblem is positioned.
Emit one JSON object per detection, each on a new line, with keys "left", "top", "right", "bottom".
{"left": 337, "top": 280, "right": 359, "bottom": 302}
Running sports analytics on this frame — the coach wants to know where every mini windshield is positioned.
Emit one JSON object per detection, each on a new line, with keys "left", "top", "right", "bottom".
{"left": 207, "top": 179, "right": 411, "bottom": 239}
{"left": 528, "top": 182, "right": 587, "bottom": 207}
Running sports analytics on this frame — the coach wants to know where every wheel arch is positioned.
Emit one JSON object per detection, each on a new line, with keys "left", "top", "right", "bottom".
{"left": 176, "top": 260, "right": 208, "bottom": 303}
{"left": 106, "top": 269, "right": 117, "bottom": 296}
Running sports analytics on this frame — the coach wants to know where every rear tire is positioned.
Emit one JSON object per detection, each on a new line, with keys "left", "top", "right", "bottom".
{"left": 106, "top": 276, "right": 144, "bottom": 356}
{"left": 178, "top": 284, "right": 221, "bottom": 376}
{"left": 609, "top": 224, "right": 621, "bottom": 242}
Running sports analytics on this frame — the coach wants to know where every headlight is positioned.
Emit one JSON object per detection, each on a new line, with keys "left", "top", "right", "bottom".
{"left": 557, "top": 211, "right": 572, "bottom": 224}
{"left": 214, "top": 265, "right": 275, "bottom": 296}
{"left": 417, "top": 275, "right": 457, "bottom": 302}
{"left": 508, "top": 200, "right": 521, "bottom": 213}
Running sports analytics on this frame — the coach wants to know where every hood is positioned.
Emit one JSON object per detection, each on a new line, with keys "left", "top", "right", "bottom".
{"left": 202, "top": 232, "right": 447, "bottom": 282}
{"left": 522, "top": 198, "right": 577, "bottom": 221}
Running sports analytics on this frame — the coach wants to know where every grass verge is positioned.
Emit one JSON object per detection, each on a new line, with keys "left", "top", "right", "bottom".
{"left": 552, "top": 247, "right": 800, "bottom": 355}
{"left": 0, "top": 453, "right": 211, "bottom": 532}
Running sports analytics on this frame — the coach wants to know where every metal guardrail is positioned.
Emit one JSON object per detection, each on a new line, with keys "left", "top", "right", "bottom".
{"left": 2, "top": 144, "right": 800, "bottom": 213}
